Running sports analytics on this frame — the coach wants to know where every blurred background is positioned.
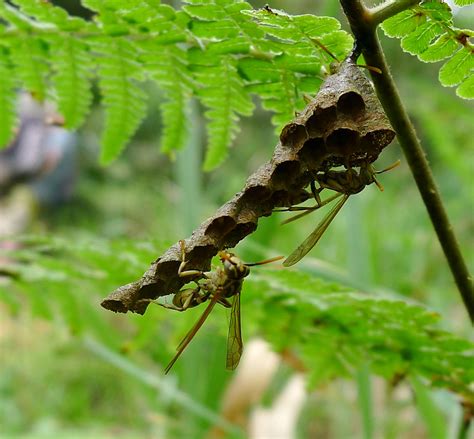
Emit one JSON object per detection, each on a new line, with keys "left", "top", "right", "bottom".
{"left": 0, "top": 1, "right": 473, "bottom": 438}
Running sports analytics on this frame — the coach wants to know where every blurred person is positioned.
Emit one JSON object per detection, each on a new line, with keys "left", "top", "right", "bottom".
{"left": 0, "top": 93, "right": 77, "bottom": 237}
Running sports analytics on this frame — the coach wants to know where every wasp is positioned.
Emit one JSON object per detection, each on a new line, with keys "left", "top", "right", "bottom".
{"left": 153, "top": 240, "right": 283, "bottom": 373}
{"left": 281, "top": 161, "right": 400, "bottom": 267}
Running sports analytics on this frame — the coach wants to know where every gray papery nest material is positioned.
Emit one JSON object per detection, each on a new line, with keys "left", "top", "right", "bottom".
{"left": 101, "top": 57, "right": 395, "bottom": 314}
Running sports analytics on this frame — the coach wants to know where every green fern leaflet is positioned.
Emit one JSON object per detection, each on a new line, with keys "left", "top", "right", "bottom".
{"left": 381, "top": 1, "right": 474, "bottom": 99}
{"left": 0, "top": 0, "right": 472, "bottom": 164}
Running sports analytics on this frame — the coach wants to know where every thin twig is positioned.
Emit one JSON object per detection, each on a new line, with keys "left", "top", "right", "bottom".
{"left": 369, "top": 0, "right": 421, "bottom": 27}
{"left": 339, "top": 0, "right": 474, "bottom": 322}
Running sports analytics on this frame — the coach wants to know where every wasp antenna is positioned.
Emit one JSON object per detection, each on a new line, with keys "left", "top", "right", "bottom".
{"left": 246, "top": 255, "right": 284, "bottom": 267}
{"left": 373, "top": 175, "right": 384, "bottom": 192}
{"left": 376, "top": 159, "right": 401, "bottom": 174}
{"left": 303, "top": 93, "right": 313, "bottom": 104}
{"left": 357, "top": 64, "right": 382, "bottom": 74}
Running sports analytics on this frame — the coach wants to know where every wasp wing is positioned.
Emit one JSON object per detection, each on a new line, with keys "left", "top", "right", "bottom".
{"left": 281, "top": 192, "right": 344, "bottom": 225}
{"left": 164, "top": 288, "right": 223, "bottom": 374}
{"left": 226, "top": 292, "right": 243, "bottom": 370}
{"left": 283, "top": 194, "right": 349, "bottom": 267}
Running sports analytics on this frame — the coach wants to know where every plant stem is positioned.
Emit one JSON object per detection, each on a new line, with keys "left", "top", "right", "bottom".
{"left": 457, "top": 415, "right": 471, "bottom": 439}
{"left": 356, "top": 364, "right": 374, "bottom": 439}
{"left": 83, "top": 336, "right": 242, "bottom": 436}
{"left": 339, "top": 0, "right": 474, "bottom": 322}
{"left": 369, "top": 0, "right": 421, "bottom": 27}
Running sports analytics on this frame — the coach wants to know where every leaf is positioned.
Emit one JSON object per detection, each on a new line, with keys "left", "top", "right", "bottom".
{"left": 0, "top": 48, "right": 17, "bottom": 147}
{"left": 238, "top": 57, "right": 281, "bottom": 82}
{"left": 381, "top": 10, "right": 423, "bottom": 38}
{"left": 51, "top": 37, "right": 93, "bottom": 129}
{"left": 418, "top": 33, "right": 458, "bottom": 62}
{"left": 418, "top": 1, "right": 452, "bottom": 23}
{"left": 2, "top": 235, "right": 163, "bottom": 347}
{"left": 244, "top": 8, "right": 341, "bottom": 42}
{"left": 381, "top": 1, "right": 473, "bottom": 99}
{"left": 401, "top": 21, "right": 444, "bottom": 55}
{"left": 95, "top": 39, "right": 148, "bottom": 164}
{"left": 454, "top": 0, "right": 474, "bottom": 5}
{"left": 244, "top": 270, "right": 474, "bottom": 398}
{"left": 11, "top": 0, "right": 88, "bottom": 31}
{"left": 456, "top": 74, "right": 474, "bottom": 99}
{"left": 439, "top": 47, "right": 474, "bottom": 86}
{"left": 197, "top": 58, "right": 254, "bottom": 170}
{"left": 0, "top": 0, "right": 354, "bottom": 165}
{"left": 8, "top": 36, "right": 49, "bottom": 101}
{"left": 141, "top": 43, "right": 192, "bottom": 154}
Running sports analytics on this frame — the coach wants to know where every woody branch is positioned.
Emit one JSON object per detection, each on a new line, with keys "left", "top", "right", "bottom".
{"left": 339, "top": 0, "right": 474, "bottom": 322}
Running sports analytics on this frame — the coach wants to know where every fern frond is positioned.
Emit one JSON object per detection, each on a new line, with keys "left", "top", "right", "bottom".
{"left": 0, "top": 0, "right": 361, "bottom": 165}
{"left": 94, "top": 39, "right": 147, "bottom": 164}
{"left": 239, "top": 56, "right": 321, "bottom": 131}
{"left": 381, "top": 1, "right": 474, "bottom": 99}
{"left": 51, "top": 37, "right": 93, "bottom": 129}
{"left": 196, "top": 57, "right": 254, "bottom": 170}
{"left": 11, "top": 0, "right": 88, "bottom": 31}
{"left": 0, "top": 1, "right": 37, "bottom": 30}
{"left": 246, "top": 270, "right": 474, "bottom": 398}
{"left": 0, "top": 48, "right": 17, "bottom": 147}
{"left": 140, "top": 43, "right": 192, "bottom": 155}
{"left": 115, "top": 1, "right": 185, "bottom": 31}
{"left": 8, "top": 36, "right": 49, "bottom": 101}
{"left": 239, "top": 8, "right": 352, "bottom": 131}
{"left": 243, "top": 8, "right": 353, "bottom": 63}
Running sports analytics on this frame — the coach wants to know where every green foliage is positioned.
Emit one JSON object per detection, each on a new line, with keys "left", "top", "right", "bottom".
{"left": 197, "top": 58, "right": 254, "bottom": 169}
{"left": 140, "top": 44, "right": 192, "bottom": 156}
{"left": 0, "top": 48, "right": 17, "bottom": 146}
{"left": 95, "top": 38, "right": 148, "bottom": 164}
{"left": 244, "top": 270, "right": 474, "bottom": 400}
{"left": 0, "top": 0, "right": 352, "bottom": 168}
{"left": 2, "top": 237, "right": 472, "bottom": 404}
{"left": 381, "top": 1, "right": 474, "bottom": 98}
{"left": 0, "top": 236, "right": 162, "bottom": 348}
{"left": 7, "top": 36, "right": 49, "bottom": 101}
{"left": 0, "top": 0, "right": 471, "bottom": 165}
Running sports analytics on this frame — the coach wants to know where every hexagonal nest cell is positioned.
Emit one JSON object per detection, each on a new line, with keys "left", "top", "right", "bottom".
{"left": 280, "top": 57, "right": 395, "bottom": 168}
{"left": 101, "top": 56, "right": 396, "bottom": 315}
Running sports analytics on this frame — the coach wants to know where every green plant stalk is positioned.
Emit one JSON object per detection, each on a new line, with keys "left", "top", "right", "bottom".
{"left": 356, "top": 364, "right": 374, "bottom": 439}
{"left": 83, "top": 336, "right": 242, "bottom": 436}
{"left": 457, "top": 417, "right": 471, "bottom": 439}
{"left": 175, "top": 99, "right": 203, "bottom": 235}
{"left": 347, "top": 197, "right": 374, "bottom": 439}
{"left": 369, "top": 0, "right": 421, "bottom": 27}
{"left": 410, "top": 376, "right": 447, "bottom": 439}
{"left": 339, "top": 0, "right": 474, "bottom": 323}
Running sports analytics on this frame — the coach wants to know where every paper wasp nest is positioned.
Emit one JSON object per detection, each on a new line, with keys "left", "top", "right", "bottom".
{"left": 280, "top": 58, "right": 395, "bottom": 169}
{"left": 101, "top": 58, "right": 395, "bottom": 314}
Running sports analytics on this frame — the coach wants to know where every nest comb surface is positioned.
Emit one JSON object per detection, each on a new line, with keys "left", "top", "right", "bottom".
{"left": 101, "top": 143, "right": 314, "bottom": 314}
{"left": 280, "top": 58, "right": 395, "bottom": 169}
{"left": 101, "top": 57, "right": 396, "bottom": 315}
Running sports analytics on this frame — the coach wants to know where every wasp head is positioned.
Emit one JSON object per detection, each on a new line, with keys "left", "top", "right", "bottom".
{"left": 218, "top": 251, "right": 250, "bottom": 280}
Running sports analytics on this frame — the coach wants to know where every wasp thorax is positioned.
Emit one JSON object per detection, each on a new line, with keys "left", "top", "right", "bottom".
{"left": 219, "top": 253, "right": 250, "bottom": 280}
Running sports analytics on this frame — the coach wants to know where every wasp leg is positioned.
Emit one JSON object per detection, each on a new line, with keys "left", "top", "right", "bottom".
{"left": 310, "top": 179, "right": 323, "bottom": 206}
{"left": 177, "top": 239, "right": 207, "bottom": 279}
{"left": 372, "top": 159, "right": 401, "bottom": 191}
{"left": 217, "top": 297, "right": 232, "bottom": 308}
